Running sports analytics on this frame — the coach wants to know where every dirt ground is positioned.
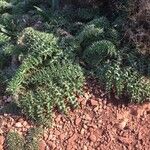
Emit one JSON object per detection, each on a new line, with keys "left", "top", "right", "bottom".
{"left": 0, "top": 78, "right": 150, "bottom": 150}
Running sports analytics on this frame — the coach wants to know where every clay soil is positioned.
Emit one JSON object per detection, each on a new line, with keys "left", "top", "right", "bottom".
{"left": 0, "top": 78, "right": 150, "bottom": 150}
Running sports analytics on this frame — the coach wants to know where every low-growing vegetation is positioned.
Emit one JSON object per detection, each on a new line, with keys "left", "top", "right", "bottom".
{"left": 6, "top": 128, "right": 42, "bottom": 150}
{"left": 0, "top": 0, "right": 149, "bottom": 127}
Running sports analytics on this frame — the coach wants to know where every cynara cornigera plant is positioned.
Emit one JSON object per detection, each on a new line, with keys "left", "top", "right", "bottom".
{"left": 76, "top": 16, "right": 150, "bottom": 103}
{"left": 6, "top": 131, "right": 25, "bottom": 150}
{"left": 83, "top": 40, "right": 118, "bottom": 67}
{"left": 7, "top": 27, "right": 84, "bottom": 125}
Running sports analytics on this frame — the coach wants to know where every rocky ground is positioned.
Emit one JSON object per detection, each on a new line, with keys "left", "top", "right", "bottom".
{"left": 0, "top": 78, "right": 150, "bottom": 150}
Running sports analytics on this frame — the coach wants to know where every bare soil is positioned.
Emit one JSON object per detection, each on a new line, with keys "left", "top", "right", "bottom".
{"left": 0, "top": 78, "right": 150, "bottom": 150}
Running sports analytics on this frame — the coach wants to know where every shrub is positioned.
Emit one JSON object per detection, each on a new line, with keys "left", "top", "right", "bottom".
{"left": 83, "top": 40, "right": 117, "bottom": 67}
{"left": 0, "top": 32, "right": 12, "bottom": 68}
{"left": 77, "top": 8, "right": 98, "bottom": 21}
{"left": 76, "top": 15, "right": 150, "bottom": 103}
{"left": 105, "top": 28, "right": 120, "bottom": 44}
{"left": 76, "top": 17, "right": 112, "bottom": 49}
{"left": 0, "top": 32, "right": 10, "bottom": 45}
{"left": 6, "top": 131, "right": 25, "bottom": 150}
{"left": 87, "top": 17, "right": 110, "bottom": 28}
{"left": 96, "top": 62, "right": 150, "bottom": 102}
{"left": 0, "top": 0, "right": 12, "bottom": 14}
{"left": 7, "top": 27, "right": 84, "bottom": 125}
{"left": 76, "top": 24, "right": 105, "bottom": 49}
{"left": 25, "top": 128, "right": 42, "bottom": 150}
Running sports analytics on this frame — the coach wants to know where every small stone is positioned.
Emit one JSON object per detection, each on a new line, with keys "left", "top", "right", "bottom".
{"left": 54, "top": 130, "right": 60, "bottom": 136}
{"left": 83, "top": 145, "right": 88, "bottom": 150}
{"left": 22, "top": 121, "right": 28, "bottom": 127}
{"left": 15, "top": 122, "right": 23, "bottom": 128}
{"left": 81, "top": 128, "right": 85, "bottom": 135}
{"left": 5, "top": 97, "right": 12, "bottom": 103}
{"left": 0, "top": 136, "right": 5, "bottom": 145}
{"left": 22, "top": 128, "right": 27, "bottom": 132}
{"left": 66, "top": 143, "right": 73, "bottom": 150}
{"left": 47, "top": 141, "right": 56, "bottom": 149}
{"left": 48, "top": 134, "right": 53, "bottom": 140}
{"left": 0, "top": 145, "right": 3, "bottom": 150}
{"left": 90, "top": 99, "right": 98, "bottom": 106}
{"left": 18, "top": 118, "right": 24, "bottom": 124}
{"left": 59, "top": 133, "right": 66, "bottom": 140}
{"left": 85, "top": 114, "right": 92, "bottom": 120}
{"left": 103, "top": 100, "right": 107, "bottom": 105}
{"left": 89, "top": 133, "right": 97, "bottom": 142}
{"left": 84, "top": 92, "right": 90, "bottom": 99}
{"left": 0, "top": 129, "right": 3, "bottom": 135}
{"left": 3, "top": 96, "right": 7, "bottom": 100}
{"left": 44, "top": 132, "right": 49, "bottom": 141}
{"left": 103, "top": 105, "right": 107, "bottom": 109}
{"left": 118, "top": 118, "right": 128, "bottom": 130}
{"left": 75, "top": 118, "right": 81, "bottom": 125}
{"left": 26, "top": 125, "right": 30, "bottom": 129}
{"left": 68, "top": 133, "right": 78, "bottom": 143}
{"left": 45, "top": 146, "right": 50, "bottom": 150}
{"left": 138, "top": 132, "right": 143, "bottom": 140}
{"left": 93, "top": 106, "right": 99, "bottom": 112}
{"left": 39, "top": 140, "right": 47, "bottom": 150}
{"left": 55, "top": 115, "right": 62, "bottom": 123}
{"left": 118, "top": 137, "right": 132, "bottom": 145}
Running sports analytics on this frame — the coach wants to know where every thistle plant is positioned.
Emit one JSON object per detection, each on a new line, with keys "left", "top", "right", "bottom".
{"left": 7, "top": 27, "right": 84, "bottom": 125}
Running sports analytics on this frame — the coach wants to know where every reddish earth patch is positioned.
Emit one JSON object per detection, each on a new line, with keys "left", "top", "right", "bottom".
{"left": 0, "top": 78, "right": 150, "bottom": 150}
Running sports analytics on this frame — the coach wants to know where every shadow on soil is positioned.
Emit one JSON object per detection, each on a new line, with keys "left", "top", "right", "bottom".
{"left": 86, "top": 77, "right": 131, "bottom": 107}
{"left": 0, "top": 102, "right": 21, "bottom": 115}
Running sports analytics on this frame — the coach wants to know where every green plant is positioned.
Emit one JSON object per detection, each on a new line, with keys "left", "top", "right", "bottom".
{"left": 6, "top": 131, "right": 25, "bottom": 150}
{"left": 83, "top": 40, "right": 118, "bottom": 67}
{"left": 7, "top": 27, "right": 84, "bottom": 125}
{"left": 105, "top": 28, "right": 120, "bottom": 44}
{"left": 0, "top": 32, "right": 10, "bottom": 45}
{"left": 0, "top": 0, "right": 12, "bottom": 14}
{"left": 0, "top": 32, "right": 12, "bottom": 68}
{"left": 76, "top": 17, "right": 111, "bottom": 49}
{"left": 76, "top": 24, "right": 105, "bottom": 49}
{"left": 75, "top": 15, "right": 150, "bottom": 103}
{"left": 87, "top": 17, "right": 110, "bottom": 28}
{"left": 25, "top": 128, "right": 42, "bottom": 150}
{"left": 96, "top": 61, "right": 150, "bottom": 102}
{"left": 77, "top": 8, "right": 98, "bottom": 21}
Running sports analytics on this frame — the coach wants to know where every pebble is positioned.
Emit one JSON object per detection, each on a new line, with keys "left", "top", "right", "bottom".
{"left": 54, "top": 130, "right": 61, "bottom": 136}
{"left": 94, "top": 106, "right": 99, "bottom": 112}
{"left": 118, "top": 118, "right": 128, "bottom": 130}
{"left": 59, "top": 133, "right": 66, "bottom": 140}
{"left": 15, "top": 122, "right": 23, "bottom": 128}
{"left": 85, "top": 114, "right": 92, "bottom": 121}
{"left": 81, "top": 128, "right": 85, "bottom": 135}
{"left": 3, "top": 96, "right": 7, "bottom": 100}
{"left": 0, "top": 129, "right": 3, "bottom": 135}
{"left": 47, "top": 141, "right": 56, "bottom": 149}
{"left": 0, "top": 145, "right": 3, "bottom": 150}
{"left": 5, "top": 97, "right": 12, "bottom": 103}
{"left": 89, "top": 133, "right": 97, "bottom": 142}
{"left": 75, "top": 118, "right": 81, "bottom": 125}
{"left": 83, "top": 145, "right": 88, "bottom": 150}
{"left": 90, "top": 99, "right": 99, "bottom": 106}
{"left": 0, "top": 136, "right": 5, "bottom": 145}
{"left": 55, "top": 115, "right": 62, "bottom": 123}
{"left": 39, "top": 140, "right": 47, "bottom": 150}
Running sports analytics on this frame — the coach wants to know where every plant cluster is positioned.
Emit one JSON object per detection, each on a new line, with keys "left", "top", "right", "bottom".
{"left": 76, "top": 17, "right": 150, "bottom": 102}
{"left": 6, "top": 128, "right": 42, "bottom": 150}
{"left": 0, "top": 0, "right": 150, "bottom": 126}
{"left": 7, "top": 27, "right": 84, "bottom": 125}
{"left": 6, "top": 131, "right": 25, "bottom": 150}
